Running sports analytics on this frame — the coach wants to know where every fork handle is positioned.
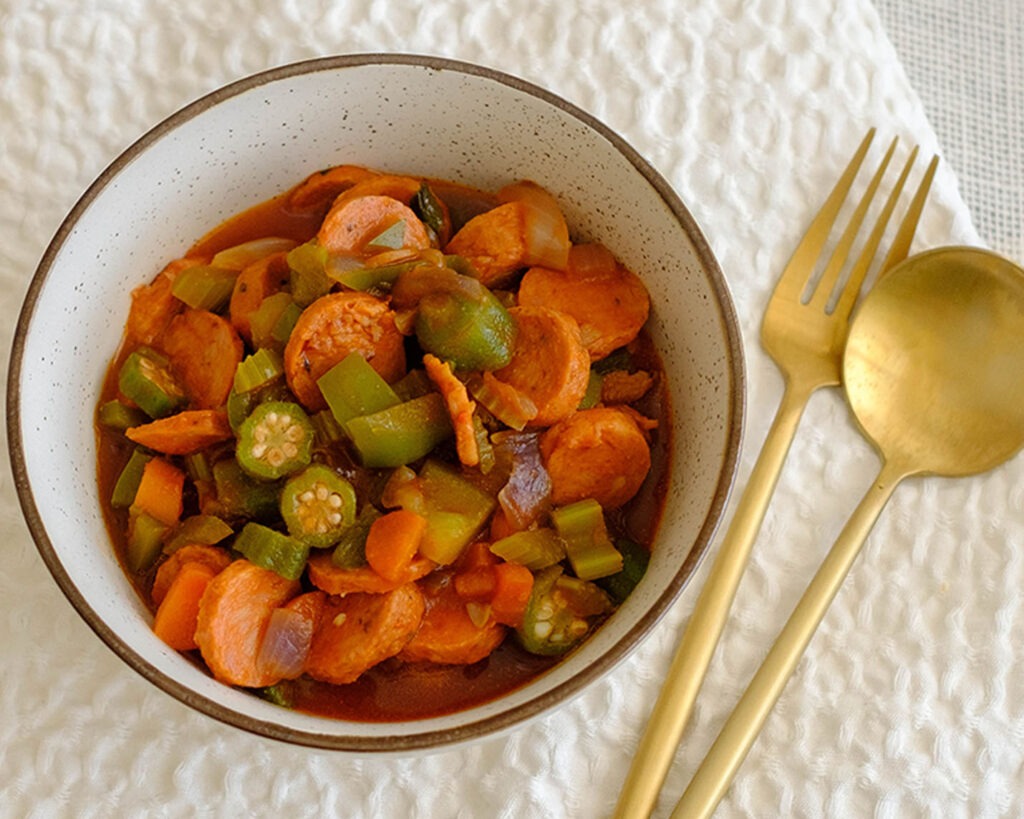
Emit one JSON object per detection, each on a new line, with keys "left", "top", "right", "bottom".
{"left": 670, "top": 459, "right": 906, "bottom": 819}
{"left": 613, "top": 378, "right": 815, "bottom": 819}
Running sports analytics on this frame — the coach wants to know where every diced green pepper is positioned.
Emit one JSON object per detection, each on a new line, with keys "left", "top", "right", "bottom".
{"left": 117, "top": 347, "right": 187, "bottom": 419}
{"left": 344, "top": 392, "right": 452, "bottom": 468}
{"left": 207, "top": 458, "right": 281, "bottom": 521}
{"left": 414, "top": 460, "right": 496, "bottom": 564}
{"left": 98, "top": 400, "right": 149, "bottom": 431}
{"left": 490, "top": 527, "right": 566, "bottom": 570}
{"left": 236, "top": 401, "right": 314, "bottom": 480}
{"left": 170, "top": 264, "right": 237, "bottom": 312}
{"left": 330, "top": 259, "right": 417, "bottom": 293}
{"left": 309, "top": 409, "right": 345, "bottom": 447}
{"left": 233, "top": 348, "right": 284, "bottom": 394}
{"left": 125, "top": 508, "right": 168, "bottom": 572}
{"left": 516, "top": 566, "right": 612, "bottom": 656}
{"left": 316, "top": 352, "right": 400, "bottom": 427}
{"left": 163, "top": 514, "right": 234, "bottom": 555}
{"left": 287, "top": 241, "right": 332, "bottom": 307}
{"left": 597, "top": 538, "right": 650, "bottom": 604}
{"left": 579, "top": 370, "right": 603, "bottom": 410}
{"left": 366, "top": 219, "right": 407, "bottom": 250}
{"left": 331, "top": 504, "right": 381, "bottom": 568}
{"left": 415, "top": 288, "right": 515, "bottom": 371}
{"left": 551, "top": 499, "right": 624, "bottom": 581}
{"left": 111, "top": 448, "right": 153, "bottom": 508}
{"left": 233, "top": 522, "right": 309, "bottom": 581}
{"left": 250, "top": 292, "right": 301, "bottom": 350}
{"left": 391, "top": 369, "right": 433, "bottom": 402}
{"left": 279, "top": 465, "right": 357, "bottom": 548}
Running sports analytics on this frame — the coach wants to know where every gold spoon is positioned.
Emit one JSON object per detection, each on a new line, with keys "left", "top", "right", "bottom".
{"left": 672, "top": 246, "right": 1024, "bottom": 818}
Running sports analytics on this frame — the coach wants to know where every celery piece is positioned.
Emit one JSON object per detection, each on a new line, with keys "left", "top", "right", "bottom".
{"left": 118, "top": 347, "right": 187, "bottom": 419}
{"left": 250, "top": 292, "right": 299, "bottom": 350}
{"left": 211, "top": 237, "right": 296, "bottom": 270}
{"left": 98, "top": 400, "right": 148, "bottom": 431}
{"left": 234, "top": 522, "right": 309, "bottom": 581}
{"left": 490, "top": 528, "right": 566, "bottom": 570}
{"left": 366, "top": 219, "right": 407, "bottom": 250}
{"left": 551, "top": 499, "right": 624, "bottom": 581}
{"left": 125, "top": 509, "right": 168, "bottom": 572}
{"left": 597, "top": 538, "right": 650, "bottom": 604}
{"left": 413, "top": 460, "right": 496, "bottom": 564}
{"left": 111, "top": 449, "right": 153, "bottom": 508}
{"left": 317, "top": 352, "right": 400, "bottom": 427}
{"left": 209, "top": 458, "right": 281, "bottom": 521}
{"left": 287, "top": 241, "right": 332, "bottom": 307}
{"left": 344, "top": 392, "right": 452, "bottom": 468}
{"left": 233, "top": 348, "right": 284, "bottom": 394}
{"left": 183, "top": 451, "right": 213, "bottom": 483}
{"left": 331, "top": 504, "right": 380, "bottom": 568}
{"left": 170, "top": 264, "right": 238, "bottom": 312}
{"left": 271, "top": 300, "right": 302, "bottom": 345}
{"left": 578, "top": 370, "right": 604, "bottom": 410}
{"left": 163, "top": 514, "right": 234, "bottom": 555}
{"left": 331, "top": 260, "right": 417, "bottom": 293}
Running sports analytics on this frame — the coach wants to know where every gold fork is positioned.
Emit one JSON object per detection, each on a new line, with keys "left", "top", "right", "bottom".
{"left": 613, "top": 129, "right": 938, "bottom": 818}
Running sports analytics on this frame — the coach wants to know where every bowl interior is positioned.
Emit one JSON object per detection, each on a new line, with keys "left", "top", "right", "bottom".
{"left": 9, "top": 55, "right": 743, "bottom": 752}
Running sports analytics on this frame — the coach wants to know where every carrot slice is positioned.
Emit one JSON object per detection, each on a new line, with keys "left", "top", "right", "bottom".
{"left": 305, "top": 584, "right": 425, "bottom": 684}
{"left": 306, "top": 551, "right": 434, "bottom": 596}
{"left": 489, "top": 562, "right": 534, "bottom": 628}
{"left": 423, "top": 354, "right": 478, "bottom": 467}
{"left": 152, "top": 561, "right": 218, "bottom": 651}
{"left": 229, "top": 251, "right": 292, "bottom": 344}
{"left": 157, "top": 308, "right": 243, "bottom": 409}
{"left": 133, "top": 457, "right": 185, "bottom": 527}
{"left": 364, "top": 509, "right": 428, "bottom": 583}
{"left": 152, "top": 544, "right": 232, "bottom": 606}
{"left": 283, "top": 291, "right": 406, "bottom": 410}
{"left": 194, "top": 559, "right": 300, "bottom": 687}
{"left": 317, "top": 195, "right": 431, "bottom": 255}
{"left": 494, "top": 306, "right": 590, "bottom": 426}
{"left": 517, "top": 243, "right": 650, "bottom": 360}
{"left": 125, "top": 409, "right": 233, "bottom": 455}
{"left": 398, "top": 574, "right": 506, "bottom": 665}
{"left": 539, "top": 406, "right": 653, "bottom": 508}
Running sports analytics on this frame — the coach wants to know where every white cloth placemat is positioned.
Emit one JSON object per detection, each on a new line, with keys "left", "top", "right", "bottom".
{"left": 2, "top": 1, "right": 1017, "bottom": 817}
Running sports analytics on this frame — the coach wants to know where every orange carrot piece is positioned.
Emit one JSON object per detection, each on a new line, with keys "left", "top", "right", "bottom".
{"left": 489, "top": 562, "right": 534, "bottom": 627}
{"left": 125, "top": 409, "right": 233, "bottom": 455}
{"left": 423, "top": 354, "right": 479, "bottom": 467}
{"left": 152, "top": 561, "right": 217, "bottom": 651}
{"left": 364, "top": 509, "right": 428, "bottom": 583}
{"left": 133, "top": 457, "right": 185, "bottom": 527}
{"left": 317, "top": 194, "right": 431, "bottom": 255}
{"left": 156, "top": 308, "right": 243, "bottom": 409}
{"left": 151, "top": 544, "right": 232, "bottom": 606}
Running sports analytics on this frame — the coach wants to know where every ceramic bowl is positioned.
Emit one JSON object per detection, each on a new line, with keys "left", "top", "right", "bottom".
{"left": 8, "top": 54, "right": 744, "bottom": 752}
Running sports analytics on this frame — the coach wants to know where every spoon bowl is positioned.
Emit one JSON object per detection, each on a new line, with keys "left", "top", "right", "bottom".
{"left": 673, "top": 245, "right": 1024, "bottom": 818}
{"left": 844, "top": 246, "right": 1024, "bottom": 477}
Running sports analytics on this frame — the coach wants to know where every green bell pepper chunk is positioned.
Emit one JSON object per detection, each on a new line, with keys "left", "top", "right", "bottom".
{"left": 551, "top": 498, "right": 624, "bottom": 581}
{"left": 317, "top": 351, "right": 400, "bottom": 427}
{"left": 344, "top": 392, "right": 452, "bottom": 468}
{"left": 234, "top": 522, "right": 309, "bottom": 581}
{"left": 415, "top": 288, "right": 515, "bottom": 371}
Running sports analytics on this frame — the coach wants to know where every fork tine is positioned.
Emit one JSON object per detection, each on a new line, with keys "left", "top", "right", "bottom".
{"left": 877, "top": 153, "right": 940, "bottom": 275}
{"left": 807, "top": 137, "right": 898, "bottom": 310}
{"left": 771, "top": 128, "right": 876, "bottom": 303}
{"left": 832, "top": 148, "right": 936, "bottom": 319}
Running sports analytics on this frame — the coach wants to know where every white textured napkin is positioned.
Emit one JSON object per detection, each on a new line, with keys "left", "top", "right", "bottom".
{"left": 2, "top": 1, "right": 1018, "bottom": 818}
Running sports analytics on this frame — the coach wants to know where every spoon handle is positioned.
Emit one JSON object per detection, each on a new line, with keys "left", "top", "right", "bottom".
{"left": 669, "top": 459, "right": 906, "bottom": 819}
{"left": 614, "top": 378, "right": 814, "bottom": 819}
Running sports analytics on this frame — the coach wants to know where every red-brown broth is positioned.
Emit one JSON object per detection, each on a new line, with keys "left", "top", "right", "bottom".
{"left": 95, "top": 172, "right": 671, "bottom": 721}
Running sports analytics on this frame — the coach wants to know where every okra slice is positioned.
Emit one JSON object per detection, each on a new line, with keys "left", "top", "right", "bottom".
{"left": 516, "top": 566, "right": 612, "bottom": 656}
{"left": 233, "top": 522, "right": 309, "bottom": 581}
{"left": 236, "top": 401, "right": 314, "bottom": 480}
{"left": 279, "top": 464, "right": 357, "bottom": 548}
{"left": 118, "top": 347, "right": 187, "bottom": 419}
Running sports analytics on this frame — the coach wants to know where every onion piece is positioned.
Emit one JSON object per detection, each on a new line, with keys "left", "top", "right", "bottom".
{"left": 257, "top": 607, "right": 313, "bottom": 681}
{"left": 493, "top": 431, "right": 553, "bottom": 531}
{"left": 567, "top": 242, "right": 617, "bottom": 279}
{"left": 498, "top": 181, "right": 570, "bottom": 270}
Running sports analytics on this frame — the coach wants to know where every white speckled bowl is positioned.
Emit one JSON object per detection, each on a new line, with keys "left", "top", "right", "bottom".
{"left": 7, "top": 55, "right": 744, "bottom": 752}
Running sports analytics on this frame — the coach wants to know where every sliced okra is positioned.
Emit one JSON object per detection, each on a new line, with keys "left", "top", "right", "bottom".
{"left": 279, "top": 464, "right": 357, "bottom": 548}
{"left": 118, "top": 347, "right": 187, "bottom": 419}
{"left": 236, "top": 401, "right": 314, "bottom": 480}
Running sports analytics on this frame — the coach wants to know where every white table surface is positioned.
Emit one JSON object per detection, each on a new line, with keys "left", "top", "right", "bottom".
{"left": 2, "top": 1, "right": 1021, "bottom": 817}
